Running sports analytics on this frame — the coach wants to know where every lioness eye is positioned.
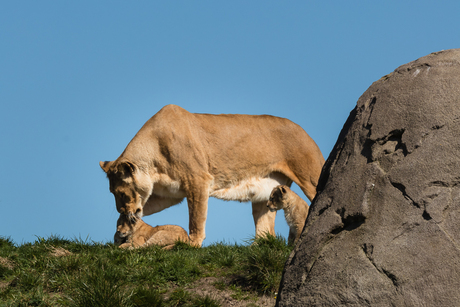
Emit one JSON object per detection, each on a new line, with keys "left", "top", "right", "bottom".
{"left": 117, "top": 194, "right": 126, "bottom": 203}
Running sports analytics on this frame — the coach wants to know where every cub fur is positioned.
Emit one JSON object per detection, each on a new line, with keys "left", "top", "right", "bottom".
{"left": 114, "top": 214, "right": 189, "bottom": 250}
{"left": 267, "top": 185, "right": 309, "bottom": 245}
{"left": 101, "top": 104, "right": 325, "bottom": 247}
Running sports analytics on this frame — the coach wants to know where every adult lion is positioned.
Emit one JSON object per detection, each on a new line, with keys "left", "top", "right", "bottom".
{"left": 100, "top": 104, "right": 324, "bottom": 247}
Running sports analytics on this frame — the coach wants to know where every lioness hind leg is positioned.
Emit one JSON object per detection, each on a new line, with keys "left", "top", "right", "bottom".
{"left": 252, "top": 201, "right": 276, "bottom": 239}
{"left": 288, "top": 227, "right": 297, "bottom": 245}
{"left": 295, "top": 180, "right": 317, "bottom": 203}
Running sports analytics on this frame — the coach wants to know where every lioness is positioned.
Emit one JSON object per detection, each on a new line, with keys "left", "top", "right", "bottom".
{"left": 267, "top": 185, "right": 309, "bottom": 245}
{"left": 101, "top": 104, "right": 324, "bottom": 247}
{"left": 114, "top": 214, "right": 189, "bottom": 250}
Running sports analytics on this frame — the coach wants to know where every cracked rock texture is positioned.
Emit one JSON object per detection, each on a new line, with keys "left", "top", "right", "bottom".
{"left": 276, "top": 49, "right": 460, "bottom": 307}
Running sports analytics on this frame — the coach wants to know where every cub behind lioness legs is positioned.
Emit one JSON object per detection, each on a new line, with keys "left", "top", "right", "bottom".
{"left": 267, "top": 185, "right": 309, "bottom": 245}
{"left": 114, "top": 214, "right": 189, "bottom": 250}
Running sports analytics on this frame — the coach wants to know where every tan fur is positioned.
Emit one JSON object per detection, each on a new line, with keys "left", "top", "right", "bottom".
{"left": 101, "top": 104, "right": 324, "bottom": 247}
{"left": 114, "top": 214, "right": 189, "bottom": 250}
{"left": 267, "top": 185, "right": 309, "bottom": 245}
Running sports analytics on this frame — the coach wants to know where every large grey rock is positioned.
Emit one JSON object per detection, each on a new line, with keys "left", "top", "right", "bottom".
{"left": 276, "top": 49, "right": 460, "bottom": 306}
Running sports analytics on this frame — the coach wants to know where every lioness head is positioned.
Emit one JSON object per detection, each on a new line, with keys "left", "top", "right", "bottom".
{"left": 100, "top": 160, "right": 152, "bottom": 219}
{"left": 267, "top": 185, "right": 289, "bottom": 212}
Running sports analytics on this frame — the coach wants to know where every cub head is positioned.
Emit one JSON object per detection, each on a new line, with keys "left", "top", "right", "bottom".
{"left": 100, "top": 160, "right": 152, "bottom": 220}
{"left": 114, "top": 213, "right": 137, "bottom": 244}
{"left": 114, "top": 231, "right": 125, "bottom": 245}
{"left": 267, "top": 185, "right": 289, "bottom": 212}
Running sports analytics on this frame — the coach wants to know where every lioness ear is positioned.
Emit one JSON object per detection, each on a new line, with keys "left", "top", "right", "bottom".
{"left": 100, "top": 161, "right": 113, "bottom": 173}
{"left": 118, "top": 161, "right": 137, "bottom": 178}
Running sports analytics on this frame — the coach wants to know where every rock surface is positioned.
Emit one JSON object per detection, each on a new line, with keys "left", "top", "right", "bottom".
{"left": 276, "top": 49, "right": 460, "bottom": 306}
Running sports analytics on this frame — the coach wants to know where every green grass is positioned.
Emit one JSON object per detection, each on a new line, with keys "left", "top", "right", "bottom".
{"left": 0, "top": 234, "right": 292, "bottom": 306}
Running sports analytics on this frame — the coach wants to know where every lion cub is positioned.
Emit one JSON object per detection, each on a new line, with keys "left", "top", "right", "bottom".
{"left": 114, "top": 214, "right": 189, "bottom": 250}
{"left": 267, "top": 185, "right": 309, "bottom": 245}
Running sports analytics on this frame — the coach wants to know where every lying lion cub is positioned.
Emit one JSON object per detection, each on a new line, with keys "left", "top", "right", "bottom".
{"left": 267, "top": 185, "right": 309, "bottom": 245}
{"left": 114, "top": 214, "right": 189, "bottom": 250}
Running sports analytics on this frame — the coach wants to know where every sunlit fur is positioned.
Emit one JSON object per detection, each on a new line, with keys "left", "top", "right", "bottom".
{"left": 114, "top": 214, "right": 189, "bottom": 250}
{"left": 101, "top": 104, "right": 325, "bottom": 247}
{"left": 267, "top": 185, "right": 310, "bottom": 245}
{"left": 209, "top": 173, "right": 291, "bottom": 202}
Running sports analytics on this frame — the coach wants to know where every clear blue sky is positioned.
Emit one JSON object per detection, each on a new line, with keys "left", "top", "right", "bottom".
{"left": 1, "top": 1, "right": 458, "bottom": 246}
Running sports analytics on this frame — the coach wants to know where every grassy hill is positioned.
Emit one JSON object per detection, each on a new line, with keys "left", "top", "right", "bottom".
{"left": 0, "top": 235, "right": 292, "bottom": 306}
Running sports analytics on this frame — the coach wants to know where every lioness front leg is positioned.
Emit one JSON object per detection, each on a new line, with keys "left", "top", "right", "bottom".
{"left": 143, "top": 195, "right": 184, "bottom": 216}
{"left": 252, "top": 201, "right": 276, "bottom": 239}
{"left": 186, "top": 187, "right": 209, "bottom": 247}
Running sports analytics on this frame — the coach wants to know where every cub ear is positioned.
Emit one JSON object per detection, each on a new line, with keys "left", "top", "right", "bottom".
{"left": 271, "top": 185, "right": 284, "bottom": 200}
{"left": 279, "top": 185, "right": 288, "bottom": 195}
{"left": 100, "top": 161, "right": 113, "bottom": 173}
